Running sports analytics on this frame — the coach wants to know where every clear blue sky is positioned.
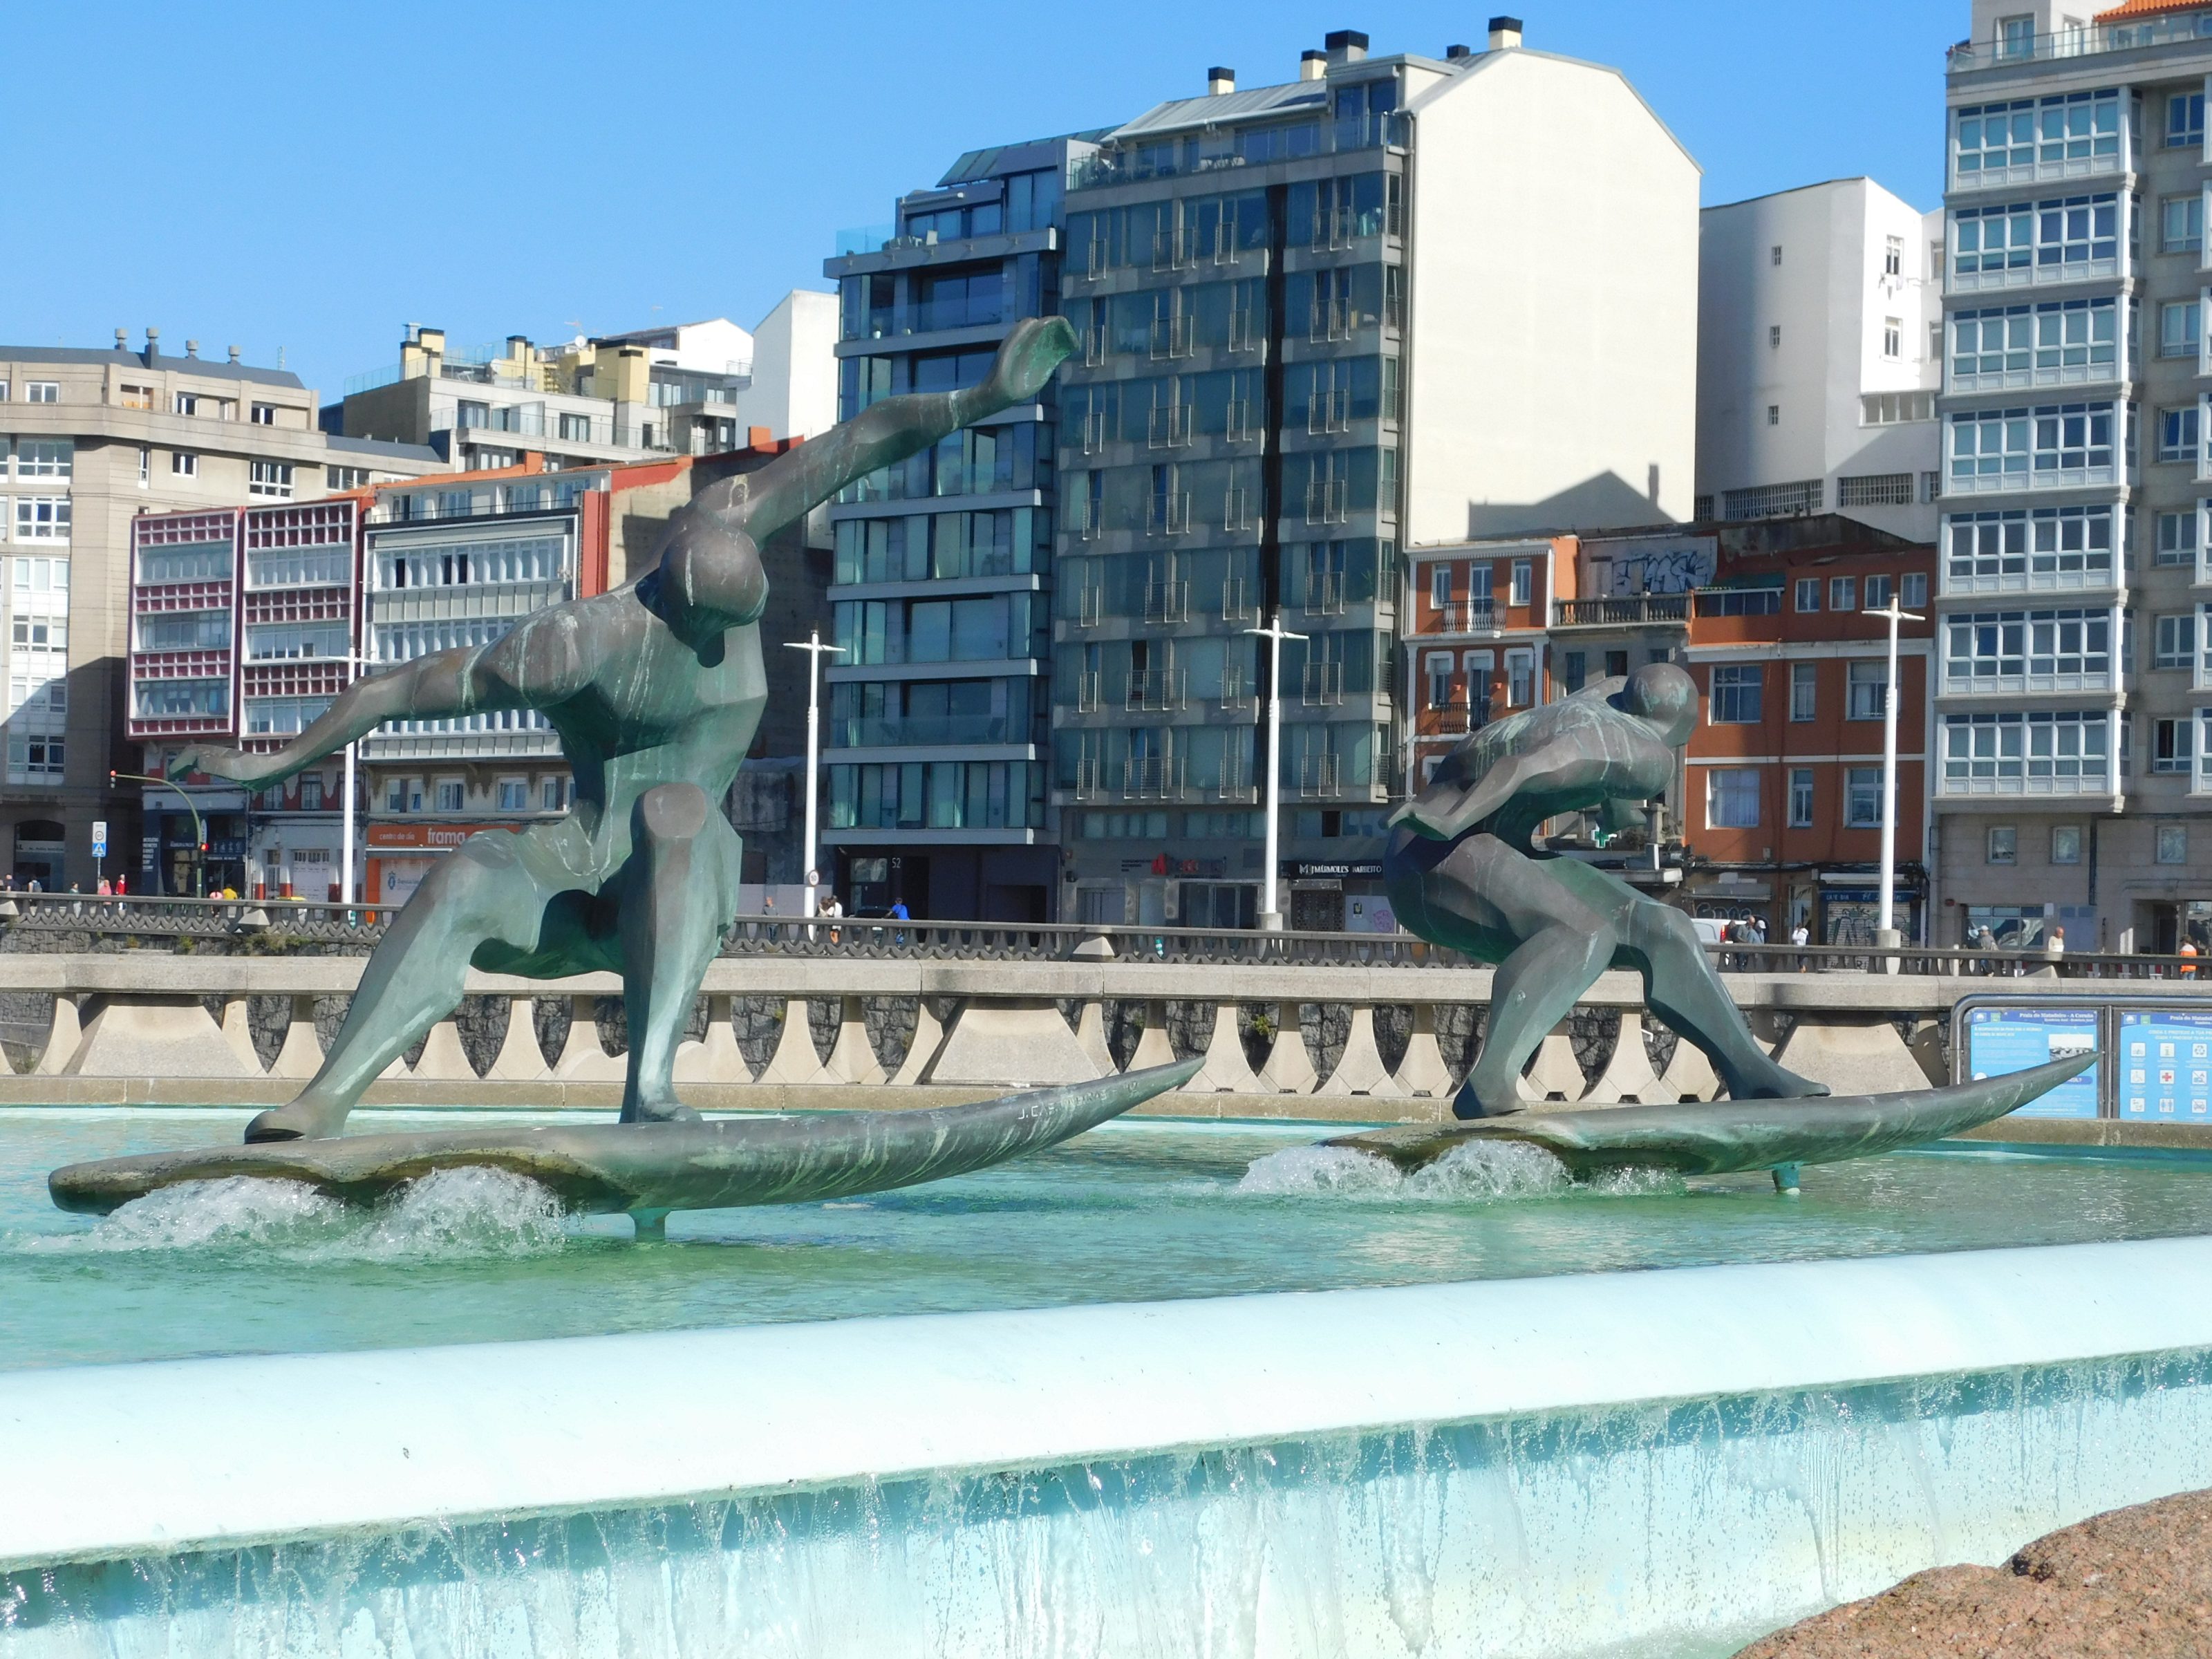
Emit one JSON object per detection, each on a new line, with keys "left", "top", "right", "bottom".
{"left": 3, "top": 1, "right": 1960, "bottom": 402}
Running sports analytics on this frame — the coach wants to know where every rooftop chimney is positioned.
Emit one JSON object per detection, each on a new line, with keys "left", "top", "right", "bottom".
{"left": 1445, "top": 42, "right": 1472, "bottom": 60}
{"left": 113, "top": 328, "right": 127, "bottom": 350}
{"left": 1488, "top": 15, "right": 1523, "bottom": 49}
{"left": 227, "top": 345, "right": 240, "bottom": 364}
{"left": 144, "top": 327, "right": 160, "bottom": 365}
{"left": 1300, "top": 48, "right": 1327, "bottom": 80}
{"left": 185, "top": 339, "right": 199, "bottom": 359}
{"left": 1324, "top": 28, "right": 1369, "bottom": 64}
{"left": 1207, "top": 65, "right": 1235, "bottom": 95}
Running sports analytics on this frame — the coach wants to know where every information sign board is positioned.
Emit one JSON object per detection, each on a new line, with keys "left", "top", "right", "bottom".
{"left": 2117, "top": 1009, "right": 2212, "bottom": 1122}
{"left": 1962, "top": 1004, "right": 2101, "bottom": 1118}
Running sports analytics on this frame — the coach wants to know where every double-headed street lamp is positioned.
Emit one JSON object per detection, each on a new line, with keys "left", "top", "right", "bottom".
{"left": 1861, "top": 595, "right": 1923, "bottom": 970}
{"left": 784, "top": 628, "right": 847, "bottom": 919}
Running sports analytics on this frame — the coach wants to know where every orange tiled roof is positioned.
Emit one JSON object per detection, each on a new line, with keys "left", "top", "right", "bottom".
{"left": 2099, "top": 0, "right": 2210, "bottom": 18}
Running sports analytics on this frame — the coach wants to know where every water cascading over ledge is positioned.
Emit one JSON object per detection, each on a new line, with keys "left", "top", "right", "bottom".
{"left": 8, "top": 1239, "right": 2212, "bottom": 1657}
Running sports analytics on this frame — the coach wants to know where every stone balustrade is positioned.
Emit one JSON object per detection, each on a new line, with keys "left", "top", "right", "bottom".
{"left": 6, "top": 953, "right": 2203, "bottom": 1127}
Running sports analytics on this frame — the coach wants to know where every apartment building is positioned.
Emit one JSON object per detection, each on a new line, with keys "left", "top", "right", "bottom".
{"left": 1937, "top": 0, "right": 2212, "bottom": 953}
{"left": 818, "top": 132, "right": 1087, "bottom": 921}
{"left": 1697, "top": 178, "right": 1947, "bottom": 541}
{"left": 336, "top": 299, "right": 837, "bottom": 474}
{"left": 0, "top": 332, "right": 441, "bottom": 890}
{"left": 135, "top": 441, "right": 828, "bottom": 903}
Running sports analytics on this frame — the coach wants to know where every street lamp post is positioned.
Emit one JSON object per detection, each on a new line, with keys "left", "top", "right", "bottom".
{"left": 784, "top": 628, "right": 846, "bottom": 919}
{"left": 1862, "top": 596, "right": 1922, "bottom": 973}
{"left": 110, "top": 771, "right": 206, "bottom": 896}
{"left": 1244, "top": 612, "right": 1307, "bottom": 932}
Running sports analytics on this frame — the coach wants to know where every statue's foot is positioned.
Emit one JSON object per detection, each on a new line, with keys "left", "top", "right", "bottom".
{"left": 1730, "top": 1063, "right": 1831, "bottom": 1101}
{"left": 619, "top": 1097, "right": 700, "bottom": 1126}
{"left": 1452, "top": 1076, "right": 1526, "bottom": 1121}
{"left": 244, "top": 1102, "right": 350, "bottom": 1143}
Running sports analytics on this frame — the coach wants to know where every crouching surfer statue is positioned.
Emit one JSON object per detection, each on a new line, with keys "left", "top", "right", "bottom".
{"left": 1384, "top": 663, "right": 1828, "bottom": 1120}
{"left": 169, "top": 317, "right": 1080, "bottom": 1143}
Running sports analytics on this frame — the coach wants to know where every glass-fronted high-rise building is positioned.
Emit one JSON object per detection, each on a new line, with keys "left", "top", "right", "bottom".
{"left": 821, "top": 133, "right": 1099, "bottom": 921}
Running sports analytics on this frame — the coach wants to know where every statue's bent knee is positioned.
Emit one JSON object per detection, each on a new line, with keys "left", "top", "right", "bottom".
{"left": 636, "top": 782, "right": 711, "bottom": 843}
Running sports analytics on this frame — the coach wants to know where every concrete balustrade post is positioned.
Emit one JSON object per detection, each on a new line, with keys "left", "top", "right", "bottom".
{"left": 1516, "top": 1029, "right": 1588, "bottom": 1105}
{"left": 270, "top": 995, "right": 325, "bottom": 1080}
{"left": 554, "top": 995, "right": 626, "bottom": 1080}
{"left": 890, "top": 998, "right": 948, "bottom": 1087}
{"left": 411, "top": 1017, "right": 478, "bottom": 1082}
{"left": 219, "top": 997, "right": 262, "bottom": 1074}
{"left": 1256, "top": 1001, "right": 1318, "bottom": 1094}
{"left": 1583, "top": 1011, "right": 1662, "bottom": 1105}
{"left": 486, "top": 997, "right": 550, "bottom": 1082}
{"left": 63, "top": 995, "right": 259, "bottom": 1080}
{"left": 1391, "top": 1003, "right": 1454, "bottom": 1098}
{"left": 821, "top": 995, "right": 885, "bottom": 1086}
{"left": 756, "top": 998, "right": 828, "bottom": 1087}
{"left": 1183, "top": 1003, "right": 1259, "bottom": 1094}
{"left": 1771, "top": 1014, "right": 1927, "bottom": 1096}
{"left": 924, "top": 999, "right": 1099, "bottom": 1087}
{"left": 1657, "top": 1037, "right": 1721, "bottom": 1103}
{"left": 1073, "top": 1000, "right": 1116, "bottom": 1076}
{"left": 1126, "top": 1000, "right": 1177, "bottom": 1073}
{"left": 675, "top": 994, "right": 751, "bottom": 1084}
{"left": 1318, "top": 1004, "right": 1402, "bottom": 1097}
{"left": 33, "top": 994, "right": 82, "bottom": 1077}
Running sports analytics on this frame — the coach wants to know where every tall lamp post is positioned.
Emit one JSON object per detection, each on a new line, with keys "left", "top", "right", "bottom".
{"left": 1244, "top": 612, "right": 1307, "bottom": 932}
{"left": 1862, "top": 594, "right": 1922, "bottom": 973}
{"left": 109, "top": 771, "right": 206, "bottom": 896}
{"left": 784, "top": 628, "right": 845, "bottom": 919}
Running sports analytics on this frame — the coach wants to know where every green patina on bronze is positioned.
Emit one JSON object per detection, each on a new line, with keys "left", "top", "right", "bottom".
{"left": 164, "top": 318, "right": 1080, "bottom": 1145}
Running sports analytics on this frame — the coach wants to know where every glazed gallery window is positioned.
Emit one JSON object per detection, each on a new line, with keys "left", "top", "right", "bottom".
{"left": 1709, "top": 664, "right": 1762, "bottom": 724}
{"left": 1845, "top": 768, "right": 1884, "bottom": 828}
{"left": 2154, "top": 613, "right": 2197, "bottom": 670}
{"left": 2157, "top": 510, "right": 2200, "bottom": 566}
{"left": 1944, "top": 505, "right": 2114, "bottom": 586}
{"left": 1949, "top": 402, "right": 2116, "bottom": 481}
{"left": 1953, "top": 90, "right": 2119, "bottom": 176}
{"left": 2160, "top": 300, "right": 2201, "bottom": 359}
{"left": 1847, "top": 660, "right": 1888, "bottom": 720}
{"left": 2166, "top": 194, "right": 2206, "bottom": 254}
{"left": 1949, "top": 193, "right": 2117, "bottom": 279}
{"left": 2159, "top": 405, "right": 2200, "bottom": 464}
{"left": 1790, "top": 662, "right": 1817, "bottom": 722}
{"left": 1706, "top": 768, "right": 1761, "bottom": 829}
{"left": 1788, "top": 768, "right": 1815, "bottom": 827}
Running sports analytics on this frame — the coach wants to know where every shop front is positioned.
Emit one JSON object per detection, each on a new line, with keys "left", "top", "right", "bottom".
{"left": 364, "top": 821, "right": 521, "bottom": 912}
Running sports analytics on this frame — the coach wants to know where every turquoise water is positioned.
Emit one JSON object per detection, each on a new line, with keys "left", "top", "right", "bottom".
{"left": 7, "top": 1107, "right": 2212, "bottom": 1371}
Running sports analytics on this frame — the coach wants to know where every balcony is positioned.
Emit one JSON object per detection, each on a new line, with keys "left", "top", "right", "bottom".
{"left": 1143, "top": 578, "right": 1190, "bottom": 624}
{"left": 1413, "top": 597, "right": 1498, "bottom": 635}
{"left": 1297, "top": 754, "right": 1343, "bottom": 797}
{"left": 1125, "top": 756, "right": 1187, "bottom": 800}
{"left": 1949, "top": 252, "right": 2121, "bottom": 297}
{"left": 834, "top": 714, "right": 1026, "bottom": 749}
{"left": 1067, "top": 114, "right": 1407, "bottom": 193}
{"left": 1076, "top": 671, "right": 1105, "bottom": 713}
{"left": 1302, "top": 661, "right": 1346, "bottom": 706}
{"left": 1221, "top": 577, "right": 1256, "bottom": 623}
{"left": 1147, "top": 492, "right": 1194, "bottom": 537}
{"left": 1947, "top": 10, "right": 2212, "bottom": 73}
{"left": 1147, "top": 404, "right": 1193, "bottom": 449}
{"left": 1305, "top": 572, "right": 1348, "bottom": 616}
{"left": 1126, "top": 669, "right": 1187, "bottom": 712}
{"left": 1550, "top": 594, "right": 1689, "bottom": 628}
{"left": 1147, "top": 317, "right": 1193, "bottom": 361}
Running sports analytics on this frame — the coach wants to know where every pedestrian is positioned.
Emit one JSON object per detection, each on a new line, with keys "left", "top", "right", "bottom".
{"left": 822, "top": 890, "right": 844, "bottom": 945}
{"left": 2049, "top": 926, "right": 2066, "bottom": 975}
{"left": 2182, "top": 939, "right": 2199, "bottom": 979}
{"left": 889, "top": 896, "right": 910, "bottom": 945}
{"left": 1790, "top": 919, "right": 1810, "bottom": 972}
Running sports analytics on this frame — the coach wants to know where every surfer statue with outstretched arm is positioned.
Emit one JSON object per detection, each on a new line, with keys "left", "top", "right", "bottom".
{"left": 1383, "top": 662, "right": 1828, "bottom": 1120}
{"left": 168, "top": 317, "right": 1080, "bottom": 1145}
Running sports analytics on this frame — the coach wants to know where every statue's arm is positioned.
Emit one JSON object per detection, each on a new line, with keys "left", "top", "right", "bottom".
{"left": 711, "top": 317, "right": 1078, "bottom": 543}
{"left": 1391, "top": 742, "right": 1616, "bottom": 843}
{"left": 166, "top": 646, "right": 523, "bottom": 787}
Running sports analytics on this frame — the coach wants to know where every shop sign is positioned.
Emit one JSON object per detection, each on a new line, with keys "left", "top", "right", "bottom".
{"left": 365, "top": 821, "right": 521, "bottom": 850}
{"left": 1288, "top": 861, "right": 1382, "bottom": 879}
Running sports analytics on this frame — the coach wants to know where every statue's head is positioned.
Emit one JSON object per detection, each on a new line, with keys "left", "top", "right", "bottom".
{"left": 1620, "top": 662, "right": 1696, "bottom": 747}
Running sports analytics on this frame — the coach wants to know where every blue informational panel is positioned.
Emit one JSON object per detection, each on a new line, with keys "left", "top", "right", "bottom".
{"left": 1962, "top": 1005, "right": 2102, "bottom": 1118}
{"left": 2118, "top": 1009, "right": 2212, "bottom": 1122}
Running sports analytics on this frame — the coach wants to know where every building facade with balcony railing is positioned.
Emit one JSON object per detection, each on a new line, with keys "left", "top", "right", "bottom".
{"left": 818, "top": 133, "right": 1085, "bottom": 924}
{"left": 1938, "top": 0, "right": 2212, "bottom": 955}
{"left": 1047, "top": 22, "right": 1695, "bottom": 933}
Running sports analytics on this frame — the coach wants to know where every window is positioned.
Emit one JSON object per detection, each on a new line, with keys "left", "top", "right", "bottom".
{"left": 1710, "top": 664, "right": 1763, "bottom": 724}
{"left": 1847, "top": 660, "right": 1888, "bottom": 720}
{"left": 2163, "top": 194, "right": 2204, "bottom": 254}
{"left": 1769, "top": 325, "right": 1781, "bottom": 348}
{"left": 2052, "top": 825, "right": 2081, "bottom": 865}
{"left": 2153, "top": 718, "right": 2195, "bottom": 773}
{"left": 2157, "top": 509, "right": 2200, "bottom": 566}
{"left": 326, "top": 465, "right": 370, "bottom": 490}
{"left": 1951, "top": 194, "right": 2119, "bottom": 281}
{"left": 497, "top": 780, "right": 527, "bottom": 811}
{"left": 249, "top": 461, "right": 293, "bottom": 498}
{"left": 1904, "top": 572, "right": 1928, "bottom": 609}
{"left": 174, "top": 393, "right": 199, "bottom": 415}
{"left": 14, "top": 498, "right": 69, "bottom": 541}
{"left": 384, "top": 779, "right": 407, "bottom": 812}
{"left": 25, "top": 382, "right": 57, "bottom": 404}
{"left": 17, "top": 441, "right": 71, "bottom": 478}
{"left": 2171, "top": 91, "right": 2205, "bottom": 150}
{"left": 1429, "top": 563, "right": 1452, "bottom": 610}
{"left": 542, "top": 776, "right": 568, "bottom": 812}
{"left": 434, "top": 781, "right": 465, "bottom": 813}
{"left": 2155, "top": 613, "right": 2198, "bottom": 669}
{"left": 1425, "top": 653, "right": 1452, "bottom": 711}
{"left": 299, "top": 776, "right": 324, "bottom": 812}
{"left": 1794, "top": 577, "right": 1821, "bottom": 612}
{"left": 2158, "top": 824, "right": 2189, "bottom": 865}
{"left": 1989, "top": 825, "right": 2018, "bottom": 864}
{"left": 1790, "top": 662, "right": 1817, "bottom": 722}
{"left": 1505, "top": 648, "right": 1534, "bottom": 707}
{"left": 2161, "top": 406, "right": 2200, "bottom": 464}
{"left": 1883, "top": 317, "right": 1902, "bottom": 359}
{"left": 1884, "top": 235, "right": 1903, "bottom": 277}
{"left": 1866, "top": 574, "right": 1895, "bottom": 608}
{"left": 1845, "top": 768, "right": 1884, "bottom": 828}
{"left": 1862, "top": 392, "right": 1936, "bottom": 425}
{"left": 1509, "top": 560, "right": 1532, "bottom": 607}
{"left": 1950, "top": 301, "right": 2117, "bottom": 386}
{"left": 1770, "top": 244, "right": 1783, "bottom": 266}
{"left": 137, "top": 447, "right": 149, "bottom": 487}
{"left": 1788, "top": 768, "right": 1815, "bottom": 827}
{"left": 251, "top": 403, "right": 276, "bottom": 427}
{"left": 171, "top": 451, "right": 198, "bottom": 478}
{"left": 119, "top": 384, "right": 153, "bottom": 410}
{"left": 1766, "top": 404, "right": 1779, "bottom": 427}
{"left": 1839, "top": 474, "right": 1915, "bottom": 507}
{"left": 1947, "top": 505, "right": 2115, "bottom": 591}
{"left": 1830, "top": 576, "right": 1856, "bottom": 611}
{"left": 1707, "top": 768, "right": 1761, "bottom": 828}
{"left": 2162, "top": 300, "right": 2202, "bottom": 359}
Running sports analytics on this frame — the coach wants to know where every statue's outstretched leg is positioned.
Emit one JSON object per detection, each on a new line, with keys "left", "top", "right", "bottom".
{"left": 1618, "top": 896, "right": 1826, "bottom": 1101}
{"left": 1459, "top": 917, "right": 1617, "bottom": 1117}
{"left": 243, "top": 830, "right": 572, "bottom": 1142}
{"left": 615, "top": 782, "right": 742, "bottom": 1124}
